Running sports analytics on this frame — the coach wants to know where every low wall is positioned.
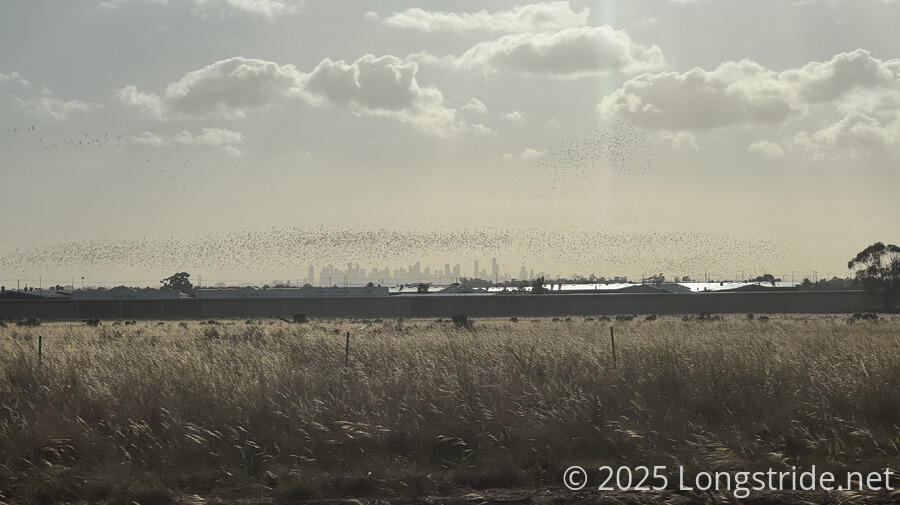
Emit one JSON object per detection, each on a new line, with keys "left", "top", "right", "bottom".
{"left": 0, "top": 291, "right": 885, "bottom": 321}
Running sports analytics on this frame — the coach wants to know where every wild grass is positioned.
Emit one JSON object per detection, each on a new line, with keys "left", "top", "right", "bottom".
{"left": 0, "top": 315, "right": 898, "bottom": 502}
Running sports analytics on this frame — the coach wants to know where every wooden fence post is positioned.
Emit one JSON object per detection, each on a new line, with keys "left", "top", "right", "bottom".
{"left": 38, "top": 334, "right": 42, "bottom": 365}
{"left": 610, "top": 326, "right": 616, "bottom": 369}
{"left": 344, "top": 331, "right": 350, "bottom": 367}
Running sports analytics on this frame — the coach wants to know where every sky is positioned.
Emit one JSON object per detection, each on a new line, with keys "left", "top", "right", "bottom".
{"left": 1, "top": 0, "right": 899, "bottom": 286}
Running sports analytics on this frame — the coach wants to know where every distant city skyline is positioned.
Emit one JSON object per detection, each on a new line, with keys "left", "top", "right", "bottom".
{"left": 1, "top": 252, "right": 840, "bottom": 292}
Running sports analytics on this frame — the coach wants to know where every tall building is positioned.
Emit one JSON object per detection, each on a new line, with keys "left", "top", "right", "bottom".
{"left": 474, "top": 259, "right": 479, "bottom": 279}
{"left": 491, "top": 258, "right": 500, "bottom": 282}
{"left": 308, "top": 264, "right": 315, "bottom": 285}
{"left": 519, "top": 266, "right": 528, "bottom": 280}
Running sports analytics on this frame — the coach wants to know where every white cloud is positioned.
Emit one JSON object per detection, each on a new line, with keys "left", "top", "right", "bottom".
{"left": 470, "top": 123, "right": 497, "bottom": 136}
{"left": 130, "top": 131, "right": 173, "bottom": 147}
{"left": 599, "top": 49, "right": 900, "bottom": 130}
{"left": 0, "top": 71, "right": 29, "bottom": 86}
{"left": 748, "top": 140, "right": 787, "bottom": 158}
{"left": 461, "top": 97, "right": 488, "bottom": 114}
{"left": 748, "top": 113, "right": 900, "bottom": 160}
{"left": 599, "top": 60, "right": 800, "bottom": 129}
{"left": 431, "top": 26, "right": 666, "bottom": 77}
{"left": 503, "top": 147, "right": 546, "bottom": 161}
{"left": 302, "top": 54, "right": 462, "bottom": 137}
{"left": 502, "top": 110, "right": 525, "bottom": 123}
{"left": 787, "top": 113, "right": 900, "bottom": 159}
{"left": 787, "top": 49, "right": 900, "bottom": 103}
{"left": 120, "top": 57, "right": 304, "bottom": 120}
{"left": 370, "top": 2, "right": 589, "bottom": 34}
{"left": 662, "top": 131, "right": 699, "bottom": 150}
{"left": 98, "top": 0, "right": 303, "bottom": 18}
{"left": 2, "top": 72, "right": 100, "bottom": 121}
{"left": 222, "top": 145, "right": 243, "bottom": 157}
{"left": 174, "top": 127, "right": 244, "bottom": 146}
{"left": 130, "top": 127, "right": 244, "bottom": 150}
{"left": 119, "top": 55, "right": 464, "bottom": 136}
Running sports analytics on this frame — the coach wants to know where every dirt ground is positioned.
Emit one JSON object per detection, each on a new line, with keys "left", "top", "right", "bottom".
{"left": 185, "top": 487, "right": 900, "bottom": 505}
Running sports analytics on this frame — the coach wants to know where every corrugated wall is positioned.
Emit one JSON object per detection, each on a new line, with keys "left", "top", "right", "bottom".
{"left": 0, "top": 291, "right": 886, "bottom": 320}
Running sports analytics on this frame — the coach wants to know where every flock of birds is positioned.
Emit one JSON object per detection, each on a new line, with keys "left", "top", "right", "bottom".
{"left": 2, "top": 125, "right": 260, "bottom": 190}
{"left": 531, "top": 120, "right": 657, "bottom": 187}
{"left": 4, "top": 125, "right": 123, "bottom": 150}
{"left": 1, "top": 119, "right": 785, "bottom": 279}
{"left": 0, "top": 227, "right": 789, "bottom": 281}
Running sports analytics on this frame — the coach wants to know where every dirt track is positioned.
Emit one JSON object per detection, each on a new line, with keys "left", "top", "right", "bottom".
{"left": 188, "top": 487, "right": 900, "bottom": 505}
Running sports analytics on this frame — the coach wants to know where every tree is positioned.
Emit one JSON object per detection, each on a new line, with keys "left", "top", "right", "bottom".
{"left": 530, "top": 276, "right": 546, "bottom": 294}
{"left": 751, "top": 274, "right": 781, "bottom": 285}
{"left": 848, "top": 242, "right": 900, "bottom": 309}
{"left": 161, "top": 272, "right": 193, "bottom": 295}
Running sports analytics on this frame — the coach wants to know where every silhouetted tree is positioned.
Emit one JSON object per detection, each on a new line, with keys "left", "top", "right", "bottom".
{"left": 848, "top": 242, "right": 900, "bottom": 310}
{"left": 161, "top": 272, "right": 193, "bottom": 295}
{"left": 751, "top": 274, "right": 781, "bottom": 285}
{"left": 530, "top": 276, "right": 546, "bottom": 294}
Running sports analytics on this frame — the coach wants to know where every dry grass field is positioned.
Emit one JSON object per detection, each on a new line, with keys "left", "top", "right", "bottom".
{"left": 0, "top": 315, "right": 898, "bottom": 504}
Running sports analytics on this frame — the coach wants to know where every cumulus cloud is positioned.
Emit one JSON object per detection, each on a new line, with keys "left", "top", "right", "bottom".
{"left": 470, "top": 123, "right": 497, "bottom": 136}
{"left": 747, "top": 113, "right": 900, "bottom": 160}
{"left": 598, "top": 60, "right": 800, "bottom": 129}
{"left": 130, "top": 131, "right": 173, "bottom": 147}
{"left": 119, "top": 57, "right": 304, "bottom": 120}
{"left": 130, "top": 127, "right": 244, "bottom": 152}
{"left": 503, "top": 147, "right": 546, "bottom": 161}
{"left": 662, "top": 131, "right": 699, "bottom": 150}
{"left": 502, "top": 110, "right": 526, "bottom": 123}
{"left": 599, "top": 49, "right": 900, "bottom": 130}
{"left": 1, "top": 72, "right": 100, "bottom": 121}
{"left": 98, "top": 0, "right": 303, "bottom": 18}
{"left": 461, "top": 97, "right": 488, "bottom": 114}
{"left": 369, "top": 1, "right": 589, "bottom": 33}
{"left": 748, "top": 139, "right": 787, "bottom": 158}
{"left": 174, "top": 127, "right": 244, "bottom": 146}
{"left": 425, "top": 26, "right": 666, "bottom": 77}
{"left": 784, "top": 113, "right": 900, "bottom": 159}
{"left": 301, "top": 54, "right": 462, "bottom": 136}
{"left": 119, "top": 55, "right": 464, "bottom": 136}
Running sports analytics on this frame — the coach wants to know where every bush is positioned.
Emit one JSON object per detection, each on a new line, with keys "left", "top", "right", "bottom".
{"left": 452, "top": 314, "right": 474, "bottom": 330}
{"left": 292, "top": 313, "right": 309, "bottom": 324}
{"left": 85, "top": 318, "right": 101, "bottom": 327}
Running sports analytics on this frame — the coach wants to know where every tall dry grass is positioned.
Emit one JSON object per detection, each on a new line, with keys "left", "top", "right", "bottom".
{"left": 0, "top": 315, "right": 898, "bottom": 503}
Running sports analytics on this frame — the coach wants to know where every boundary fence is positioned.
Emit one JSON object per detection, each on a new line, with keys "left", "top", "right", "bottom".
{"left": 0, "top": 291, "right": 885, "bottom": 320}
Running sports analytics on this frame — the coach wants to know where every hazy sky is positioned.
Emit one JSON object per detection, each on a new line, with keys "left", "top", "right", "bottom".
{"left": 1, "top": 0, "right": 899, "bottom": 285}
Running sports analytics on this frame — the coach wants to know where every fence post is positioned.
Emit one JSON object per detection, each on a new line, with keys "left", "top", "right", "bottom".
{"left": 344, "top": 331, "right": 350, "bottom": 367}
{"left": 610, "top": 326, "right": 616, "bottom": 369}
{"left": 38, "top": 334, "right": 42, "bottom": 365}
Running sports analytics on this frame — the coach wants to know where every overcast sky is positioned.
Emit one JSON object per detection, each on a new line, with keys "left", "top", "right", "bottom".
{"left": 2, "top": 0, "right": 899, "bottom": 285}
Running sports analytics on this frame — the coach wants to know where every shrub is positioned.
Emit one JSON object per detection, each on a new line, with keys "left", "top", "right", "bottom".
{"left": 452, "top": 314, "right": 474, "bottom": 330}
